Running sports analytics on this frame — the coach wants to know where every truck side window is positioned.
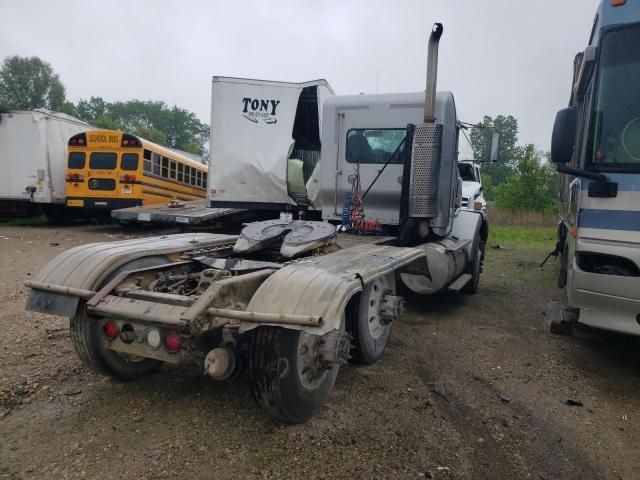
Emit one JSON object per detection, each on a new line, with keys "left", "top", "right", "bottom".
{"left": 346, "top": 129, "right": 406, "bottom": 164}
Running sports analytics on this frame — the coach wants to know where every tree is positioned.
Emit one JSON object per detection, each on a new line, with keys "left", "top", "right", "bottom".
{"left": 75, "top": 98, "right": 209, "bottom": 158}
{"left": 493, "top": 144, "right": 558, "bottom": 213}
{"left": 0, "top": 56, "right": 68, "bottom": 111}
{"left": 470, "top": 115, "right": 519, "bottom": 196}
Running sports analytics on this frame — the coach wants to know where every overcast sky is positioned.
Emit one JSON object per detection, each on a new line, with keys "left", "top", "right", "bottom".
{"left": 0, "top": 0, "right": 599, "bottom": 155}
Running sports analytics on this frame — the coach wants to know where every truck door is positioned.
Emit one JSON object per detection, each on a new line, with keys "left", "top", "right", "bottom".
{"left": 336, "top": 109, "right": 407, "bottom": 226}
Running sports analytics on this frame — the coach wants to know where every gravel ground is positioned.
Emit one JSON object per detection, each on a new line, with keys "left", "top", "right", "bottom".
{"left": 0, "top": 223, "right": 639, "bottom": 479}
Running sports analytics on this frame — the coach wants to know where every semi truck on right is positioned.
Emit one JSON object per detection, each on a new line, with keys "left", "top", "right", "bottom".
{"left": 550, "top": 0, "right": 640, "bottom": 335}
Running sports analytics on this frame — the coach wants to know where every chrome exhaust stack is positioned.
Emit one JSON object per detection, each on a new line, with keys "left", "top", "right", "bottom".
{"left": 424, "top": 23, "right": 443, "bottom": 123}
{"left": 408, "top": 23, "right": 444, "bottom": 222}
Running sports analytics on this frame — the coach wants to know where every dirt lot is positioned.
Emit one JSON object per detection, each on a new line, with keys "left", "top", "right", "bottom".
{"left": 0, "top": 223, "right": 639, "bottom": 480}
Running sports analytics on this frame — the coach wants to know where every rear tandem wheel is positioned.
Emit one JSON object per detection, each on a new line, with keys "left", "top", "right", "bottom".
{"left": 69, "top": 256, "right": 169, "bottom": 381}
{"left": 347, "top": 273, "right": 396, "bottom": 365}
{"left": 248, "top": 326, "right": 342, "bottom": 424}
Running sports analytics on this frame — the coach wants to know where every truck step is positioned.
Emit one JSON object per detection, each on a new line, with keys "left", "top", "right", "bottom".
{"left": 447, "top": 273, "right": 472, "bottom": 293}
{"left": 446, "top": 239, "right": 471, "bottom": 252}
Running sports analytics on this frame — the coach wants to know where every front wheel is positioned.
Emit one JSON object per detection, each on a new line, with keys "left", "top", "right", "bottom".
{"left": 248, "top": 327, "right": 342, "bottom": 423}
{"left": 463, "top": 247, "right": 482, "bottom": 294}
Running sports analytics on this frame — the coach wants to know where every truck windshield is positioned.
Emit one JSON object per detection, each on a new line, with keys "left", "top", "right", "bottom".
{"left": 591, "top": 24, "right": 640, "bottom": 170}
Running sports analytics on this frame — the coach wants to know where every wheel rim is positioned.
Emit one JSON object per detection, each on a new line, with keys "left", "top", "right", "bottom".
{"left": 296, "top": 332, "right": 329, "bottom": 390}
{"left": 363, "top": 276, "right": 392, "bottom": 339}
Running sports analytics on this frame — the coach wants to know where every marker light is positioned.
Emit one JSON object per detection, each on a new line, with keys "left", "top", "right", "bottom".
{"left": 103, "top": 321, "right": 118, "bottom": 340}
{"left": 146, "top": 329, "right": 162, "bottom": 350}
{"left": 473, "top": 201, "right": 483, "bottom": 211}
{"left": 611, "top": 0, "right": 626, "bottom": 6}
{"left": 165, "top": 331, "right": 181, "bottom": 353}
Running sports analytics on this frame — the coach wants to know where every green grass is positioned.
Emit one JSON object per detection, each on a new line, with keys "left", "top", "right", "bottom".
{"left": 489, "top": 225, "right": 556, "bottom": 246}
{"left": 486, "top": 225, "right": 560, "bottom": 288}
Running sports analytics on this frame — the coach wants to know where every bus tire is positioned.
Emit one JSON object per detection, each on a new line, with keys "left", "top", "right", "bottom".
{"left": 248, "top": 326, "right": 340, "bottom": 424}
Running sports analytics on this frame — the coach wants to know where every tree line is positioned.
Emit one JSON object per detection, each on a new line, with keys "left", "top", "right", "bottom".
{"left": 469, "top": 115, "right": 557, "bottom": 214}
{"left": 0, "top": 56, "right": 209, "bottom": 158}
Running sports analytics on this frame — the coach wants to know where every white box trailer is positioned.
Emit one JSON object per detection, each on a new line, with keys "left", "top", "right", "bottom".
{"left": 0, "top": 109, "right": 92, "bottom": 216}
{"left": 208, "top": 77, "right": 334, "bottom": 210}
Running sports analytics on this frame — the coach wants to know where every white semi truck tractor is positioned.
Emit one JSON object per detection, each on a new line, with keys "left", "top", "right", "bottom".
{"left": 25, "top": 23, "right": 486, "bottom": 423}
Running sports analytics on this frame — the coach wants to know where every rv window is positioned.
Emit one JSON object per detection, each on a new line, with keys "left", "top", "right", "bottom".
{"left": 161, "top": 157, "right": 169, "bottom": 177}
{"left": 346, "top": 129, "right": 406, "bottom": 164}
{"left": 121, "top": 153, "right": 139, "bottom": 171}
{"left": 89, "top": 152, "right": 117, "bottom": 169}
{"left": 68, "top": 152, "right": 86, "bottom": 169}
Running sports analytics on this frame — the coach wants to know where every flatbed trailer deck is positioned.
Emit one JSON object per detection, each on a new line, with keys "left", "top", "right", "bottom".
{"left": 111, "top": 200, "right": 245, "bottom": 226}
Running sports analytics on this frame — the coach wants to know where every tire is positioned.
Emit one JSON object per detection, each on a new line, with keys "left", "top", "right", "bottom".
{"left": 346, "top": 273, "right": 395, "bottom": 365}
{"left": 70, "top": 256, "right": 169, "bottom": 381}
{"left": 463, "top": 247, "right": 482, "bottom": 294}
{"left": 248, "top": 327, "right": 341, "bottom": 424}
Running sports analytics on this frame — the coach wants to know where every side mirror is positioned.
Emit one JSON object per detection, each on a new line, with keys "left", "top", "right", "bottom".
{"left": 551, "top": 107, "right": 577, "bottom": 164}
{"left": 489, "top": 132, "right": 500, "bottom": 162}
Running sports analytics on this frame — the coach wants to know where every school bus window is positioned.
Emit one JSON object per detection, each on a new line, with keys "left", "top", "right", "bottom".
{"left": 68, "top": 152, "right": 86, "bottom": 169}
{"left": 203, "top": 175, "right": 207, "bottom": 188}
{"left": 143, "top": 152, "right": 152, "bottom": 173}
{"left": 152, "top": 153, "right": 161, "bottom": 175}
{"left": 170, "top": 160, "right": 176, "bottom": 179}
{"left": 121, "top": 153, "right": 139, "bottom": 171}
{"left": 185, "top": 166, "right": 192, "bottom": 185}
{"left": 90, "top": 152, "right": 117, "bottom": 169}
{"left": 195, "top": 170, "right": 201, "bottom": 187}
{"left": 177, "top": 163, "right": 184, "bottom": 182}
{"left": 161, "top": 157, "right": 169, "bottom": 177}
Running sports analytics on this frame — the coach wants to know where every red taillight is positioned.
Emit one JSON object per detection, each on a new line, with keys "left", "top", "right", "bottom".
{"left": 103, "top": 321, "right": 118, "bottom": 340}
{"left": 165, "top": 331, "right": 181, "bottom": 353}
{"left": 122, "top": 174, "right": 136, "bottom": 182}
{"left": 66, "top": 173, "right": 83, "bottom": 181}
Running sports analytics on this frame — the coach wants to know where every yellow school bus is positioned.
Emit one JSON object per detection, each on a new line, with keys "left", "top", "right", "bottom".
{"left": 65, "top": 130, "right": 208, "bottom": 210}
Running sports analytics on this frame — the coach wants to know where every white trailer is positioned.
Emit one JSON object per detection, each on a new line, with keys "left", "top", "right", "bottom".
{"left": 0, "top": 109, "right": 92, "bottom": 216}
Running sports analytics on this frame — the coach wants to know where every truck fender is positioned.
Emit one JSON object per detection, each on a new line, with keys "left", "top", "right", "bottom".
{"left": 26, "top": 233, "right": 237, "bottom": 318}
{"left": 242, "top": 244, "right": 428, "bottom": 335}
{"left": 450, "top": 210, "right": 484, "bottom": 262}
